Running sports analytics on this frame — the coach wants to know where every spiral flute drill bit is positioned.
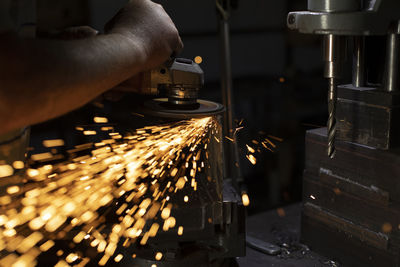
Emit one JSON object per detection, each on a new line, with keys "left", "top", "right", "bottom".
{"left": 324, "top": 34, "right": 344, "bottom": 158}
{"left": 327, "top": 78, "right": 337, "bottom": 158}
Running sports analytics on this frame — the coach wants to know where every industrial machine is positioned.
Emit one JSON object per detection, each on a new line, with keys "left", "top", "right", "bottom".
{"left": 288, "top": 1, "right": 400, "bottom": 266}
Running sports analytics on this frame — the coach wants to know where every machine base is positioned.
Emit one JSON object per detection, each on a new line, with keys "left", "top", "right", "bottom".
{"left": 302, "top": 128, "right": 400, "bottom": 267}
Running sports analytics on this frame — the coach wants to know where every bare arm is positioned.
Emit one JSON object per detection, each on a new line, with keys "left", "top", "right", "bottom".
{"left": 0, "top": 33, "right": 146, "bottom": 134}
{"left": 0, "top": 0, "right": 183, "bottom": 135}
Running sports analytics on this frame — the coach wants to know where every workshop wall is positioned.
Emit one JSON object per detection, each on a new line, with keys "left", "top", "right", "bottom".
{"left": 87, "top": 0, "right": 288, "bottom": 82}
{"left": 88, "top": 0, "right": 128, "bottom": 31}
{"left": 37, "top": 0, "right": 89, "bottom": 31}
{"left": 167, "top": 0, "right": 288, "bottom": 80}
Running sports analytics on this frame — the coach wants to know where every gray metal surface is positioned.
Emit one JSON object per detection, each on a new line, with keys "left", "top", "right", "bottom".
{"left": 308, "top": 0, "right": 361, "bottom": 13}
{"left": 323, "top": 35, "right": 345, "bottom": 79}
{"left": 287, "top": 0, "right": 400, "bottom": 36}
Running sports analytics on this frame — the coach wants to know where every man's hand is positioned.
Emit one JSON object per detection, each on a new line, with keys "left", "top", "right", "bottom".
{"left": 105, "top": 0, "right": 183, "bottom": 71}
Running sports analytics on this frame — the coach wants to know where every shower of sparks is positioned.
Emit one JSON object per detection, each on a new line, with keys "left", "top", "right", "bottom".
{"left": 0, "top": 117, "right": 217, "bottom": 266}
{"left": 245, "top": 137, "right": 283, "bottom": 165}
{"left": 232, "top": 119, "right": 283, "bottom": 166}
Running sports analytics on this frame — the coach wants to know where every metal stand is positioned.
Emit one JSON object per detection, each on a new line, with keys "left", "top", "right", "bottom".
{"left": 216, "top": 0, "right": 242, "bottom": 190}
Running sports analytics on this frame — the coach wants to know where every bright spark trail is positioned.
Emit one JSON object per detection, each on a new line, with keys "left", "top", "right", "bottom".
{"left": 0, "top": 117, "right": 217, "bottom": 266}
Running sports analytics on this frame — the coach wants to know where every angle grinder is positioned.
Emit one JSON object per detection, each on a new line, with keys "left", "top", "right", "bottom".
{"left": 140, "top": 58, "right": 224, "bottom": 119}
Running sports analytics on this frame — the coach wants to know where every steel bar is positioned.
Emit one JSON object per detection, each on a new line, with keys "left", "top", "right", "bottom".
{"left": 217, "top": 0, "right": 242, "bottom": 188}
{"left": 384, "top": 32, "right": 400, "bottom": 92}
{"left": 352, "top": 36, "right": 365, "bottom": 87}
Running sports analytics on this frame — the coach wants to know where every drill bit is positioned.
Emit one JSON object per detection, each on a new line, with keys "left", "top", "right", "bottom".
{"left": 324, "top": 34, "right": 344, "bottom": 159}
{"left": 327, "top": 78, "right": 337, "bottom": 158}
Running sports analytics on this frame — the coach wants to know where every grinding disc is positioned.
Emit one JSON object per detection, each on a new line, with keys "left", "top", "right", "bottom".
{"left": 142, "top": 98, "right": 225, "bottom": 119}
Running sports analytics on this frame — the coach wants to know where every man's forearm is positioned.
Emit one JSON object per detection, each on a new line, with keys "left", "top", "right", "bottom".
{"left": 0, "top": 33, "right": 146, "bottom": 134}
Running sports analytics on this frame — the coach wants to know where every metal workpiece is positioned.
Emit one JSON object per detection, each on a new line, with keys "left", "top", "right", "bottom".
{"left": 352, "top": 36, "right": 366, "bottom": 87}
{"left": 308, "top": 0, "right": 361, "bottom": 12}
{"left": 383, "top": 29, "right": 400, "bottom": 92}
{"left": 287, "top": 0, "right": 400, "bottom": 35}
{"left": 336, "top": 84, "right": 400, "bottom": 150}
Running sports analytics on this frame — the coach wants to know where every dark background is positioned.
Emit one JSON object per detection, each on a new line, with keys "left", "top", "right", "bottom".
{"left": 32, "top": 0, "right": 329, "bottom": 215}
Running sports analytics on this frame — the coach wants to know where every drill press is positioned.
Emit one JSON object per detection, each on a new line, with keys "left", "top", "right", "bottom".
{"left": 288, "top": 1, "right": 400, "bottom": 266}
